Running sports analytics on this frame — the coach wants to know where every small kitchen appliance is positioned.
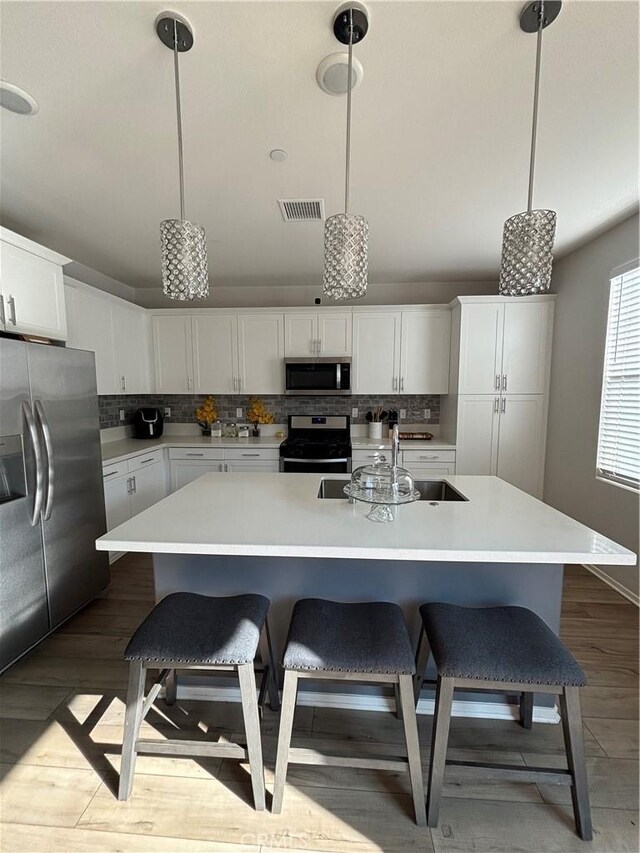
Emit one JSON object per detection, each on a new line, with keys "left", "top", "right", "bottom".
{"left": 284, "top": 357, "right": 351, "bottom": 395}
{"left": 279, "top": 415, "right": 352, "bottom": 473}
{"left": 133, "top": 408, "right": 164, "bottom": 439}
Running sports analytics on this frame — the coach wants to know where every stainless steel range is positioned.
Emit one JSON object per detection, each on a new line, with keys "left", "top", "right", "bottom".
{"left": 279, "top": 415, "right": 352, "bottom": 474}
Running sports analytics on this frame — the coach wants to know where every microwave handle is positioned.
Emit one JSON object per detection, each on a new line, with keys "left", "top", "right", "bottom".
{"left": 336, "top": 363, "right": 341, "bottom": 390}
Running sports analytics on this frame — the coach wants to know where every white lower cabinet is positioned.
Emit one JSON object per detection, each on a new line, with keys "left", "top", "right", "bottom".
{"left": 405, "top": 462, "right": 456, "bottom": 478}
{"left": 169, "top": 447, "right": 279, "bottom": 488}
{"left": 225, "top": 460, "right": 279, "bottom": 472}
{"left": 102, "top": 452, "right": 167, "bottom": 562}
{"left": 454, "top": 394, "right": 545, "bottom": 497}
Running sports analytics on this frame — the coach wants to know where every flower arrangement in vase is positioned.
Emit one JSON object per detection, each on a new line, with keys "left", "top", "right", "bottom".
{"left": 195, "top": 396, "right": 218, "bottom": 436}
{"left": 246, "top": 397, "right": 275, "bottom": 437}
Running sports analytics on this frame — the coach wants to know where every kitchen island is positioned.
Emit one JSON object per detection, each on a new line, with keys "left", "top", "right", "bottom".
{"left": 96, "top": 473, "right": 635, "bottom": 721}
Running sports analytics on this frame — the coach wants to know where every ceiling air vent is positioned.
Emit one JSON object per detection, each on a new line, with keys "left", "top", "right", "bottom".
{"left": 278, "top": 199, "right": 325, "bottom": 222}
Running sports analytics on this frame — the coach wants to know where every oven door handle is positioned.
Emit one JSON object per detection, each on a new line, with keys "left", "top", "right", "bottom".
{"left": 281, "top": 457, "right": 350, "bottom": 464}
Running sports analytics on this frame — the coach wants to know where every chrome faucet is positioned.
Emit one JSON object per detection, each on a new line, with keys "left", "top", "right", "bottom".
{"left": 391, "top": 424, "right": 400, "bottom": 494}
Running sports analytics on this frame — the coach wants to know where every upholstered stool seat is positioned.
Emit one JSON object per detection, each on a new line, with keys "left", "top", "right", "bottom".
{"left": 283, "top": 598, "right": 415, "bottom": 674}
{"left": 419, "top": 603, "right": 586, "bottom": 686}
{"left": 273, "top": 598, "right": 426, "bottom": 826}
{"left": 125, "top": 592, "right": 270, "bottom": 665}
{"left": 119, "top": 592, "right": 279, "bottom": 811}
{"left": 415, "top": 602, "right": 592, "bottom": 840}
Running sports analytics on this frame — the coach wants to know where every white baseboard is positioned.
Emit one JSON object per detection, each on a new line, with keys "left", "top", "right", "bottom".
{"left": 173, "top": 684, "right": 559, "bottom": 724}
{"left": 583, "top": 563, "right": 639, "bottom": 607}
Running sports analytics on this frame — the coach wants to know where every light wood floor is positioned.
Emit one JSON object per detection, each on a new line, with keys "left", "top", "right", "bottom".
{"left": 0, "top": 556, "right": 638, "bottom": 852}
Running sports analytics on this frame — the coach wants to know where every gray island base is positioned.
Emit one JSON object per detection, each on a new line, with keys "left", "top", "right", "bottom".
{"left": 152, "top": 553, "right": 564, "bottom": 722}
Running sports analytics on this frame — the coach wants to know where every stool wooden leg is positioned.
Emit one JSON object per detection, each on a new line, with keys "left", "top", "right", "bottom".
{"left": 118, "top": 660, "right": 146, "bottom": 801}
{"left": 272, "top": 670, "right": 298, "bottom": 813}
{"left": 238, "top": 662, "right": 266, "bottom": 811}
{"left": 426, "top": 675, "right": 454, "bottom": 827}
{"left": 394, "top": 682, "right": 403, "bottom": 720}
{"left": 414, "top": 625, "right": 431, "bottom": 705}
{"left": 165, "top": 669, "right": 177, "bottom": 706}
{"left": 519, "top": 691, "right": 534, "bottom": 729}
{"left": 259, "top": 619, "right": 280, "bottom": 712}
{"left": 560, "top": 686, "right": 593, "bottom": 841}
{"left": 398, "top": 673, "right": 427, "bottom": 826}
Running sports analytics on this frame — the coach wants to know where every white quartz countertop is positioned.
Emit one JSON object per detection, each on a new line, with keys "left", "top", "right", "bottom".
{"left": 101, "top": 435, "right": 456, "bottom": 464}
{"left": 102, "top": 435, "right": 283, "bottom": 463}
{"left": 96, "top": 473, "right": 635, "bottom": 566}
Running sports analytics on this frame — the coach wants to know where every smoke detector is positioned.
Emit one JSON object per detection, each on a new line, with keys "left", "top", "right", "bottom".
{"left": 316, "top": 52, "right": 364, "bottom": 96}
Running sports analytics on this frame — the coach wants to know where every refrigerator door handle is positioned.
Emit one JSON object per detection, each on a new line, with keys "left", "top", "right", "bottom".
{"left": 34, "top": 400, "right": 55, "bottom": 521}
{"left": 22, "top": 401, "right": 44, "bottom": 526}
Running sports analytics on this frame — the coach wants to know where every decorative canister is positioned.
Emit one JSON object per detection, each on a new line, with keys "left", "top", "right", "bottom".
{"left": 368, "top": 421, "right": 383, "bottom": 439}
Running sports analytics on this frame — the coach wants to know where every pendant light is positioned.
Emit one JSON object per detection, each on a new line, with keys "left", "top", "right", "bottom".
{"left": 157, "top": 12, "right": 209, "bottom": 300}
{"left": 499, "top": 1, "right": 561, "bottom": 296}
{"left": 323, "top": 5, "right": 369, "bottom": 301}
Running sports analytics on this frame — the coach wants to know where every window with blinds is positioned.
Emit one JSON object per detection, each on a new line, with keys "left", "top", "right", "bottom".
{"left": 596, "top": 263, "right": 640, "bottom": 491}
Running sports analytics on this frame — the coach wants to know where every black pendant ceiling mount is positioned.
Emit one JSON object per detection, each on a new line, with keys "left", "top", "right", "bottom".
{"left": 333, "top": 5, "right": 368, "bottom": 44}
{"left": 519, "top": 1, "right": 562, "bottom": 33}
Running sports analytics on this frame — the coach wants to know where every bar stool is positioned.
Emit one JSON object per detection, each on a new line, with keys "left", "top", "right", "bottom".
{"left": 415, "top": 603, "right": 592, "bottom": 840}
{"left": 118, "top": 592, "right": 280, "bottom": 810}
{"left": 272, "top": 598, "right": 426, "bottom": 825}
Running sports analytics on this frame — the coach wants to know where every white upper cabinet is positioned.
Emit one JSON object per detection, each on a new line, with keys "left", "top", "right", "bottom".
{"left": 153, "top": 315, "right": 193, "bottom": 393}
{"left": 501, "top": 301, "right": 552, "bottom": 394}
{"left": 1, "top": 230, "right": 70, "bottom": 340}
{"left": 317, "top": 312, "right": 352, "bottom": 356}
{"left": 192, "top": 314, "right": 238, "bottom": 393}
{"left": 284, "top": 313, "right": 318, "bottom": 356}
{"left": 399, "top": 310, "right": 450, "bottom": 394}
{"left": 284, "top": 310, "right": 352, "bottom": 356}
{"left": 113, "top": 302, "right": 152, "bottom": 394}
{"left": 65, "top": 282, "right": 118, "bottom": 394}
{"left": 66, "top": 281, "right": 152, "bottom": 394}
{"left": 237, "top": 313, "right": 285, "bottom": 394}
{"left": 352, "top": 311, "right": 401, "bottom": 393}
{"left": 352, "top": 308, "right": 450, "bottom": 394}
{"left": 456, "top": 298, "right": 553, "bottom": 395}
{"left": 457, "top": 302, "right": 503, "bottom": 394}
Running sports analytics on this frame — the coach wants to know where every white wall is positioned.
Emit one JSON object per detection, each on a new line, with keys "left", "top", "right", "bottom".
{"left": 134, "top": 279, "right": 495, "bottom": 309}
{"left": 544, "top": 213, "right": 639, "bottom": 598}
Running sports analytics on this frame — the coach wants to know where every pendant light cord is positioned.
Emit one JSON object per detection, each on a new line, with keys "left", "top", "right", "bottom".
{"left": 527, "top": 0, "right": 545, "bottom": 212}
{"left": 173, "top": 19, "right": 186, "bottom": 221}
{"left": 344, "top": 8, "right": 354, "bottom": 215}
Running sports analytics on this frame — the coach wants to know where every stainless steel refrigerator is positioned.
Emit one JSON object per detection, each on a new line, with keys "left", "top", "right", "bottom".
{"left": 0, "top": 338, "right": 110, "bottom": 672}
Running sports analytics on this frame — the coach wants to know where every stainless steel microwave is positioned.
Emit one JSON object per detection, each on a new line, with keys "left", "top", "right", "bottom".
{"left": 284, "top": 357, "right": 352, "bottom": 396}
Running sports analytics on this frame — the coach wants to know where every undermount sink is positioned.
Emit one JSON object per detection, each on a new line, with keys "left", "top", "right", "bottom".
{"left": 317, "top": 479, "right": 468, "bottom": 502}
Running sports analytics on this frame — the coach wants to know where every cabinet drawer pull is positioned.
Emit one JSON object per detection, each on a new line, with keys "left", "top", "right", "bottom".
{"left": 241, "top": 453, "right": 260, "bottom": 457}
{"left": 419, "top": 455, "right": 439, "bottom": 460}
{"left": 186, "top": 452, "right": 204, "bottom": 457}
{"left": 140, "top": 457, "right": 155, "bottom": 464}
{"left": 103, "top": 471, "right": 119, "bottom": 478}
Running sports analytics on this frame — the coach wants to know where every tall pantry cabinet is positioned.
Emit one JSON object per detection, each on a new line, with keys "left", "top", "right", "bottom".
{"left": 441, "top": 296, "right": 554, "bottom": 498}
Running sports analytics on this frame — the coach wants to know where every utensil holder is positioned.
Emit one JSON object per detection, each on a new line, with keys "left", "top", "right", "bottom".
{"left": 368, "top": 421, "right": 383, "bottom": 439}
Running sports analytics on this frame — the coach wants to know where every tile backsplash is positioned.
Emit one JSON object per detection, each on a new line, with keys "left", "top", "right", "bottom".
{"left": 98, "top": 394, "right": 440, "bottom": 430}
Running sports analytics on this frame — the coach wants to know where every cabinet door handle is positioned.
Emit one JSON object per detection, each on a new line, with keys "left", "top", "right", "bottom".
{"left": 494, "top": 397, "right": 499, "bottom": 413}
{"left": 495, "top": 374, "right": 501, "bottom": 391}
{"left": 7, "top": 296, "right": 17, "bottom": 325}
{"left": 400, "top": 376, "right": 404, "bottom": 392}
{"left": 126, "top": 477, "right": 132, "bottom": 495}
{"left": 502, "top": 374, "right": 507, "bottom": 391}
{"left": 121, "top": 375, "right": 126, "bottom": 392}
{"left": 501, "top": 398, "right": 506, "bottom": 414}
{"left": 131, "top": 475, "right": 137, "bottom": 493}
{"left": 392, "top": 377, "right": 397, "bottom": 392}
{"left": 186, "top": 452, "right": 204, "bottom": 457}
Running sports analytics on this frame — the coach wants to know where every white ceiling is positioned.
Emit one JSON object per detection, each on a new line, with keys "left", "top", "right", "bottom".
{"left": 1, "top": 0, "right": 638, "bottom": 296}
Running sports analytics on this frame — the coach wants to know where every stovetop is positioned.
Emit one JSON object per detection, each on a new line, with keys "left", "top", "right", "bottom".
{"left": 280, "top": 414, "right": 351, "bottom": 460}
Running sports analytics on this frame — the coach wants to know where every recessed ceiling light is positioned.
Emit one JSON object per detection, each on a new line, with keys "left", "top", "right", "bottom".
{"left": 316, "top": 52, "right": 364, "bottom": 96}
{"left": 270, "top": 149, "right": 288, "bottom": 161}
{"left": 0, "top": 81, "right": 39, "bottom": 115}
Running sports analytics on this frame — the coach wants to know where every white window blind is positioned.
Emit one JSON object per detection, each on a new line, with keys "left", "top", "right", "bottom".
{"left": 596, "top": 263, "right": 640, "bottom": 491}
